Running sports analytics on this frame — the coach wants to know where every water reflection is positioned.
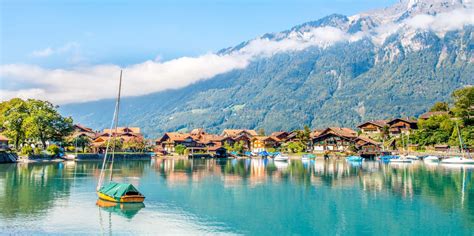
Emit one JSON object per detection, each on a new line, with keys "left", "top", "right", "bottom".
{"left": 96, "top": 199, "right": 145, "bottom": 219}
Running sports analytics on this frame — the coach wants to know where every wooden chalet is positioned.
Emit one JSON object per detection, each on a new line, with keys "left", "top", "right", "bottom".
{"left": 72, "top": 124, "right": 97, "bottom": 139}
{"left": 221, "top": 129, "right": 258, "bottom": 138}
{"left": 270, "top": 131, "right": 289, "bottom": 142}
{"left": 251, "top": 136, "right": 279, "bottom": 153}
{"left": 312, "top": 127, "right": 358, "bottom": 153}
{"left": 387, "top": 118, "right": 418, "bottom": 136}
{"left": 434, "top": 144, "right": 449, "bottom": 152}
{"left": 357, "top": 120, "right": 388, "bottom": 137}
{"left": 155, "top": 132, "right": 202, "bottom": 153}
{"left": 355, "top": 136, "right": 382, "bottom": 157}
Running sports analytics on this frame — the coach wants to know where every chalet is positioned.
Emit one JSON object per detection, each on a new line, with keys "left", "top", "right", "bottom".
{"left": 72, "top": 124, "right": 97, "bottom": 139}
{"left": 0, "top": 134, "right": 9, "bottom": 150}
{"left": 251, "top": 136, "right": 279, "bottom": 153}
{"left": 419, "top": 111, "right": 449, "bottom": 120}
{"left": 355, "top": 136, "right": 382, "bottom": 157}
{"left": 270, "top": 131, "right": 290, "bottom": 142}
{"left": 357, "top": 120, "right": 388, "bottom": 137}
{"left": 207, "top": 146, "right": 227, "bottom": 158}
{"left": 387, "top": 118, "right": 418, "bottom": 136}
{"left": 312, "top": 127, "right": 358, "bottom": 153}
{"left": 155, "top": 132, "right": 201, "bottom": 153}
{"left": 221, "top": 129, "right": 258, "bottom": 138}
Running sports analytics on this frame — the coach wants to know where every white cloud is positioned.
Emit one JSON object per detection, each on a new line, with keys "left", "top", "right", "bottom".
{"left": 30, "top": 42, "right": 80, "bottom": 58}
{"left": 2, "top": 8, "right": 473, "bottom": 105}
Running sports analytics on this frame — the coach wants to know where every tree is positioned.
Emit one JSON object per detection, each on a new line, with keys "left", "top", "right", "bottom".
{"left": 430, "top": 102, "right": 449, "bottom": 112}
{"left": 0, "top": 98, "right": 29, "bottom": 149}
{"left": 287, "top": 141, "right": 305, "bottom": 153}
{"left": 451, "top": 86, "right": 474, "bottom": 126}
{"left": 123, "top": 137, "right": 146, "bottom": 152}
{"left": 47, "top": 144, "right": 60, "bottom": 156}
{"left": 175, "top": 144, "right": 186, "bottom": 155}
{"left": 69, "top": 135, "right": 91, "bottom": 153}
{"left": 22, "top": 99, "right": 73, "bottom": 148}
{"left": 232, "top": 141, "right": 245, "bottom": 154}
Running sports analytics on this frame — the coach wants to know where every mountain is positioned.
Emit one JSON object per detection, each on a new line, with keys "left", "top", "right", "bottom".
{"left": 60, "top": 0, "right": 474, "bottom": 138}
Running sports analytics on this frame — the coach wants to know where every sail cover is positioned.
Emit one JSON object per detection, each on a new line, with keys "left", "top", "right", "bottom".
{"left": 98, "top": 182, "right": 140, "bottom": 201}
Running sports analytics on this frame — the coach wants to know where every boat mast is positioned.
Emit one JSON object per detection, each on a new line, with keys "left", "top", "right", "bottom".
{"left": 96, "top": 70, "right": 123, "bottom": 191}
{"left": 109, "top": 70, "right": 122, "bottom": 181}
{"left": 455, "top": 121, "right": 465, "bottom": 158}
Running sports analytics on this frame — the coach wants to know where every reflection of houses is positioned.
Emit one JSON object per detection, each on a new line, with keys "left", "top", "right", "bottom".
{"left": 387, "top": 118, "right": 418, "bottom": 136}
{"left": 0, "top": 134, "right": 9, "bottom": 150}
{"left": 357, "top": 120, "right": 388, "bottom": 138}
{"left": 251, "top": 136, "right": 279, "bottom": 152}
{"left": 312, "top": 127, "right": 358, "bottom": 152}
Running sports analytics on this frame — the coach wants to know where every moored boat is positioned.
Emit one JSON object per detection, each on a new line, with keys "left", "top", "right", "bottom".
{"left": 423, "top": 156, "right": 440, "bottom": 162}
{"left": 274, "top": 154, "right": 289, "bottom": 162}
{"left": 440, "top": 157, "right": 474, "bottom": 165}
{"left": 97, "top": 182, "right": 145, "bottom": 203}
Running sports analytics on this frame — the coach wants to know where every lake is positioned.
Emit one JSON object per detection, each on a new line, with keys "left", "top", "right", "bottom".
{"left": 0, "top": 158, "right": 473, "bottom": 235}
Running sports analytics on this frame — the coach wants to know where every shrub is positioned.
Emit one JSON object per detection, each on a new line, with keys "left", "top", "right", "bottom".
{"left": 47, "top": 144, "right": 60, "bottom": 156}
{"left": 21, "top": 146, "right": 33, "bottom": 155}
{"left": 175, "top": 144, "right": 186, "bottom": 155}
{"left": 33, "top": 147, "right": 42, "bottom": 155}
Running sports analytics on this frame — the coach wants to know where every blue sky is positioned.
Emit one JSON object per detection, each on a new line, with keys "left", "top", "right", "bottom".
{"left": 1, "top": 0, "right": 397, "bottom": 68}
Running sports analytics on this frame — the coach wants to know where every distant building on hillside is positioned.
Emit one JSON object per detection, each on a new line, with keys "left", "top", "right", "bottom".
{"left": 387, "top": 118, "right": 418, "bottom": 136}
{"left": 418, "top": 111, "right": 449, "bottom": 120}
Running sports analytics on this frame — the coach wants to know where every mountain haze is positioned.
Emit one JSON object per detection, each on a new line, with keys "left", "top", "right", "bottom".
{"left": 61, "top": 0, "right": 474, "bottom": 138}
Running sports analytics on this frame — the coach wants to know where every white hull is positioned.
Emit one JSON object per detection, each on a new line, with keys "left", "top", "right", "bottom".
{"left": 423, "top": 156, "right": 439, "bottom": 162}
{"left": 274, "top": 154, "right": 289, "bottom": 162}
{"left": 441, "top": 157, "right": 474, "bottom": 164}
{"left": 390, "top": 159, "right": 413, "bottom": 163}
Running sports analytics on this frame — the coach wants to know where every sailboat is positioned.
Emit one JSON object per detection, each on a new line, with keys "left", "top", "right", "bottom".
{"left": 390, "top": 133, "right": 414, "bottom": 163}
{"left": 96, "top": 70, "right": 145, "bottom": 203}
{"left": 441, "top": 122, "right": 474, "bottom": 165}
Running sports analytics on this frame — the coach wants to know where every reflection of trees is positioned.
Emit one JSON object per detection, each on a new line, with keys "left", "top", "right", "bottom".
{"left": 0, "top": 163, "right": 73, "bottom": 218}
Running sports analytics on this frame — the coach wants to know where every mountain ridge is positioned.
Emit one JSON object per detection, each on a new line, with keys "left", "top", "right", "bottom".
{"left": 60, "top": 1, "right": 474, "bottom": 138}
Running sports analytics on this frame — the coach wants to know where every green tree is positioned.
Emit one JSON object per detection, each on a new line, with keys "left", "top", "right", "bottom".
{"left": 232, "top": 141, "right": 245, "bottom": 154}
{"left": 23, "top": 99, "right": 74, "bottom": 148}
{"left": 287, "top": 141, "right": 305, "bottom": 153}
{"left": 0, "top": 98, "right": 29, "bottom": 149}
{"left": 47, "top": 144, "right": 60, "bottom": 156}
{"left": 69, "top": 135, "right": 91, "bottom": 153}
{"left": 175, "top": 144, "right": 186, "bottom": 155}
{"left": 430, "top": 102, "right": 449, "bottom": 112}
{"left": 451, "top": 86, "right": 474, "bottom": 125}
{"left": 123, "top": 137, "right": 146, "bottom": 152}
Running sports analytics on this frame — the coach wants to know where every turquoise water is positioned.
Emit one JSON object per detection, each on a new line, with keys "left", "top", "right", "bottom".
{"left": 0, "top": 158, "right": 473, "bottom": 235}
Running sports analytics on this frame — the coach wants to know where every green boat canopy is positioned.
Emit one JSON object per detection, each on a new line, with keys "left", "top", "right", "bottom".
{"left": 98, "top": 182, "right": 141, "bottom": 201}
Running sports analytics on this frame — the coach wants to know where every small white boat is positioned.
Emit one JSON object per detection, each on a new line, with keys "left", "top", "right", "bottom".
{"left": 274, "top": 154, "right": 289, "bottom": 162}
{"left": 441, "top": 157, "right": 474, "bottom": 165}
{"left": 390, "top": 157, "right": 413, "bottom": 163}
{"left": 64, "top": 154, "right": 76, "bottom": 161}
{"left": 405, "top": 155, "right": 419, "bottom": 160}
{"left": 423, "top": 156, "right": 439, "bottom": 162}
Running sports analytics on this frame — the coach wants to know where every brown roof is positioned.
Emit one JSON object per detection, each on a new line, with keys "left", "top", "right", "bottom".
{"left": 357, "top": 120, "right": 388, "bottom": 128}
{"left": 157, "top": 132, "right": 192, "bottom": 142}
{"left": 222, "top": 129, "right": 258, "bottom": 137}
{"left": 190, "top": 128, "right": 206, "bottom": 136}
{"left": 208, "top": 145, "right": 226, "bottom": 151}
{"left": 355, "top": 136, "right": 380, "bottom": 146}
{"left": 252, "top": 136, "right": 278, "bottom": 142}
{"left": 198, "top": 134, "right": 225, "bottom": 144}
{"left": 387, "top": 118, "right": 418, "bottom": 125}
{"left": 322, "top": 127, "right": 357, "bottom": 138}
{"left": 74, "top": 124, "right": 94, "bottom": 133}
{"left": 103, "top": 127, "right": 141, "bottom": 134}
{"left": 0, "top": 134, "right": 9, "bottom": 142}
{"left": 419, "top": 111, "right": 449, "bottom": 119}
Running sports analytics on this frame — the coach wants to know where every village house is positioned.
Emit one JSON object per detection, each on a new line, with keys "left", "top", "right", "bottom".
{"left": 270, "top": 131, "right": 290, "bottom": 142}
{"left": 387, "top": 118, "right": 418, "bottom": 136}
{"left": 0, "top": 134, "right": 9, "bottom": 150}
{"left": 312, "top": 127, "right": 358, "bottom": 153}
{"left": 418, "top": 111, "right": 449, "bottom": 120}
{"left": 221, "top": 129, "right": 257, "bottom": 150}
{"left": 92, "top": 127, "right": 144, "bottom": 153}
{"left": 155, "top": 132, "right": 201, "bottom": 153}
{"left": 71, "top": 124, "right": 97, "bottom": 139}
{"left": 357, "top": 120, "right": 388, "bottom": 138}
{"left": 251, "top": 136, "right": 279, "bottom": 153}
{"left": 355, "top": 136, "right": 382, "bottom": 157}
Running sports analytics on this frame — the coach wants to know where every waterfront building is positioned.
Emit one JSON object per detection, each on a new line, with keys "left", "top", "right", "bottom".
{"left": 355, "top": 136, "right": 382, "bottom": 157}
{"left": 251, "top": 136, "right": 279, "bottom": 153}
{"left": 312, "top": 127, "right": 358, "bottom": 152}
{"left": 155, "top": 132, "right": 201, "bottom": 153}
{"left": 270, "top": 131, "right": 290, "bottom": 142}
{"left": 71, "top": 124, "right": 97, "bottom": 139}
